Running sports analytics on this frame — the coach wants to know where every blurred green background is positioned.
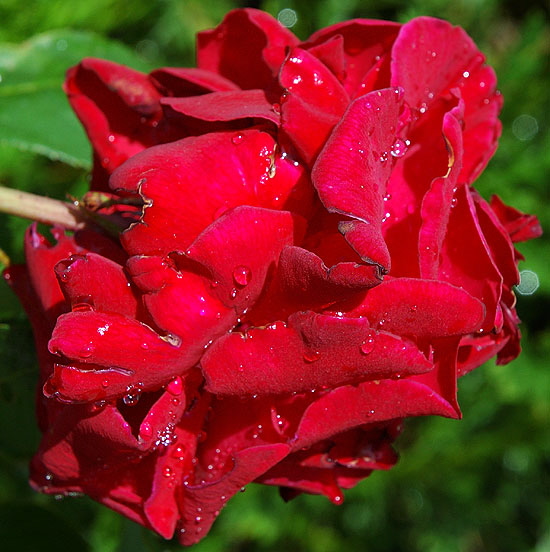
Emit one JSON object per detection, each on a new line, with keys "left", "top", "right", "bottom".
{"left": 0, "top": 0, "right": 548, "bottom": 551}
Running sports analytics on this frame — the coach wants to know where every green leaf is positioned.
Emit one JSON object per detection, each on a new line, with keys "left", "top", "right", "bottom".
{"left": 0, "top": 30, "right": 154, "bottom": 169}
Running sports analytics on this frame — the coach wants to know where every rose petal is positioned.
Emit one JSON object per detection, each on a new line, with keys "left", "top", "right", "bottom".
{"left": 65, "top": 58, "right": 163, "bottom": 180}
{"left": 110, "top": 130, "right": 306, "bottom": 256}
{"left": 351, "top": 277, "right": 485, "bottom": 338}
{"left": 55, "top": 253, "right": 139, "bottom": 317}
{"left": 184, "top": 206, "right": 304, "bottom": 311}
{"left": 197, "top": 8, "right": 298, "bottom": 91}
{"left": 418, "top": 106, "right": 463, "bottom": 279}
{"left": 179, "top": 443, "right": 290, "bottom": 545}
{"left": 439, "top": 185, "right": 502, "bottom": 332}
{"left": 294, "top": 377, "right": 459, "bottom": 450}
{"left": 202, "top": 312, "right": 432, "bottom": 395}
{"left": 391, "top": 17, "right": 481, "bottom": 116}
{"left": 312, "top": 88, "right": 404, "bottom": 272}
{"left": 303, "top": 20, "right": 400, "bottom": 97}
{"left": 489, "top": 195, "right": 542, "bottom": 243}
{"left": 150, "top": 67, "right": 240, "bottom": 95}
{"left": 161, "top": 89, "right": 279, "bottom": 125}
{"left": 46, "top": 311, "right": 186, "bottom": 402}
{"left": 279, "top": 47, "right": 349, "bottom": 163}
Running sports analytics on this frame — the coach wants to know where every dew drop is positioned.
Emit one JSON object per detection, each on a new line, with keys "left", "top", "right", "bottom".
{"left": 140, "top": 422, "right": 153, "bottom": 438}
{"left": 390, "top": 138, "right": 410, "bottom": 158}
{"left": 379, "top": 151, "right": 389, "bottom": 163}
{"left": 360, "top": 331, "right": 376, "bottom": 355}
{"left": 80, "top": 342, "right": 95, "bottom": 358}
{"left": 72, "top": 295, "right": 94, "bottom": 312}
{"left": 123, "top": 384, "right": 143, "bottom": 406}
{"left": 101, "top": 379, "right": 109, "bottom": 388}
{"left": 231, "top": 133, "right": 244, "bottom": 145}
{"left": 167, "top": 376, "right": 183, "bottom": 396}
{"left": 163, "top": 467, "right": 173, "bottom": 478}
{"left": 232, "top": 265, "right": 251, "bottom": 287}
{"left": 303, "top": 350, "right": 321, "bottom": 363}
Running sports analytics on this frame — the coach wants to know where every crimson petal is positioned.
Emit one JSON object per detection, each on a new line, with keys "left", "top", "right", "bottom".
{"left": 179, "top": 444, "right": 290, "bottom": 545}
{"left": 202, "top": 312, "right": 432, "bottom": 395}
{"left": 312, "top": 88, "right": 404, "bottom": 272}
{"left": 351, "top": 277, "right": 485, "bottom": 338}
{"left": 391, "top": 17, "right": 480, "bottom": 115}
{"left": 161, "top": 89, "right": 279, "bottom": 125}
{"left": 197, "top": 8, "right": 298, "bottom": 91}
{"left": 279, "top": 47, "right": 349, "bottom": 164}
{"left": 111, "top": 130, "right": 305, "bottom": 256}
{"left": 150, "top": 67, "right": 240, "bottom": 95}
{"left": 46, "top": 311, "right": 185, "bottom": 402}
{"left": 55, "top": 253, "right": 138, "bottom": 317}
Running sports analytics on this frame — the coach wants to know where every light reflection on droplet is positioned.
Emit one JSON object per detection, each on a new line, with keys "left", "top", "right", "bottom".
{"left": 516, "top": 269, "right": 539, "bottom": 296}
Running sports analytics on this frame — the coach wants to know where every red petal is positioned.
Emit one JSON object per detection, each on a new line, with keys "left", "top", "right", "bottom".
{"left": 179, "top": 444, "right": 290, "bottom": 545}
{"left": 184, "top": 206, "right": 304, "bottom": 311}
{"left": 351, "top": 277, "right": 485, "bottom": 338}
{"left": 161, "top": 89, "right": 279, "bottom": 125}
{"left": 489, "top": 195, "right": 542, "bottom": 243}
{"left": 303, "top": 20, "right": 400, "bottom": 97}
{"left": 279, "top": 47, "right": 349, "bottom": 163}
{"left": 418, "top": 106, "right": 463, "bottom": 279}
{"left": 294, "top": 378, "right": 459, "bottom": 450}
{"left": 459, "top": 64, "right": 503, "bottom": 182}
{"left": 110, "top": 130, "right": 306, "bottom": 256}
{"left": 439, "top": 185, "right": 502, "bottom": 332}
{"left": 312, "top": 88, "right": 405, "bottom": 272}
{"left": 150, "top": 67, "right": 240, "bottom": 95}
{"left": 46, "top": 311, "right": 185, "bottom": 402}
{"left": 202, "top": 312, "right": 432, "bottom": 395}
{"left": 64, "top": 58, "right": 163, "bottom": 181}
{"left": 55, "top": 253, "right": 139, "bottom": 317}
{"left": 197, "top": 8, "right": 298, "bottom": 91}
{"left": 391, "top": 17, "right": 481, "bottom": 116}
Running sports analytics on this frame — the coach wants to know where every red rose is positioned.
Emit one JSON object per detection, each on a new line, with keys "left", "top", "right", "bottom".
{"left": 5, "top": 9, "right": 541, "bottom": 546}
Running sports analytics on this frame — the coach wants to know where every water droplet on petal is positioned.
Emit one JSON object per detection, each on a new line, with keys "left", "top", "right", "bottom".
{"left": 72, "top": 295, "right": 94, "bottom": 312}
{"left": 360, "top": 331, "right": 376, "bottom": 355}
{"left": 141, "top": 421, "right": 153, "bottom": 438}
{"left": 232, "top": 265, "right": 251, "bottom": 287}
{"left": 303, "top": 350, "right": 321, "bottom": 363}
{"left": 231, "top": 133, "right": 244, "bottom": 145}
{"left": 390, "top": 138, "right": 410, "bottom": 158}
{"left": 80, "top": 342, "right": 95, "bottom": 358}
{"left": 166, "top": 376, "right": 183, "bottom": 396}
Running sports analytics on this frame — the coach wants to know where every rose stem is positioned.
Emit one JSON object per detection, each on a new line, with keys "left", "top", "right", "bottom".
{"left": 0, "top": 185, "right": 86, "bottom": 230}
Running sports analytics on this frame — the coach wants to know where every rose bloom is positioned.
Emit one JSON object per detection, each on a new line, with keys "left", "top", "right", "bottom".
{"left": 5, "top": 8, "right": 541, "bottom": 546}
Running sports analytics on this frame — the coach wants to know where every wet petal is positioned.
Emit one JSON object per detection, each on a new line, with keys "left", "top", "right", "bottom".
{"left": 312, "top": 88, "right": 404, "bottom": 272}
{"left": 202, "top": 312, "right": 432, "bottom": 395}
{"left": 279, "top": 47, "right": 349, "bottom": 163}
{"left": 351, "top": 277, "right": 485, "bottom": 338}
{"left": 55, "top": 253, "right": 139, "bottom": 317}
{"left": 111, "top": 130, "right": 307, "bottom": 256}
{"left": 46, "top": 311, "right": 185, "bottom": 402}
{"left": 161, "top": 89, "right": 279, "bottom": 125}
{"left": 303, "top": 20, "right": 400, "bottom": 97}
{"left": 197, "top": 8, "right": 298, "bottom": 91}
{"left": 179, "top": 443, "right": 290, "bottom": 545}
{"left": 294, "top": 377, "right": 459, "bottom": 450}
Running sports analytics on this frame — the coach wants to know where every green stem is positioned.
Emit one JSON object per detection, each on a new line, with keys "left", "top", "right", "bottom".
{"left": 0, "top": 185, "right": 86, "bottom": 230}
